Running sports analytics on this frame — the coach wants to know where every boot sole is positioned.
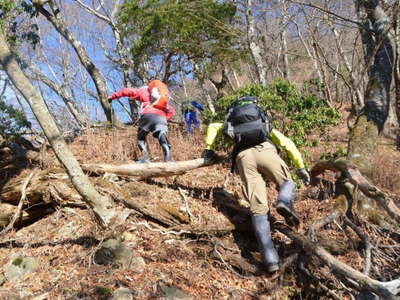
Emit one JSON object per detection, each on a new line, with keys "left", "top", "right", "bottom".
{"left": 276, "top": 203, "right": 300, "bottom": 227}
{"left": 137, "top": 160, "right": 150, "bottom": 163}
{"left": 266, "top": 263, "right": 280, "bottom": 273}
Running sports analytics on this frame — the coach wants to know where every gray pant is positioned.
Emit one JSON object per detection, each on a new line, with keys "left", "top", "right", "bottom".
{"left": 137, "top": 114, "right": 171, "bottom": 161}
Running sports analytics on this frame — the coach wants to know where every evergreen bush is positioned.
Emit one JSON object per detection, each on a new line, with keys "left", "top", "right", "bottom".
{"left": 0, "top": 97, "right": 31, "bottom": 139}
{"left": 203, "top": 79, "right": 340, "bottom": 148}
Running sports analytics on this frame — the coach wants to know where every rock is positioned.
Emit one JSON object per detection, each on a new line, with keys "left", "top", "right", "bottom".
{"left": 131, "top": 256, "right": 146, "bottom": 273}
{"left": 103, "top": 172, "right": 120, "bottom": 183}
{"left": 56, "top": 221, "right": 80, "bottom": 240}
{"left": 4, "top": 256, "right": 39, "bottom": 281}
{"left": 93, "top": 239, "right": 132, "bottom": 268}
{"left": 158, "top": 282, "right": 193, "bottom": 300}
{"left": 121, "top": 231, "right": 139, "bottom": 246}
{"left": 110, "top": 287, "right": 134, "bottom": 300}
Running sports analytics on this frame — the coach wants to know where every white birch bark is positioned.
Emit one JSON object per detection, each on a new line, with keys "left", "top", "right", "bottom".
{"left": 245, "top": 0, "right": 267, "bottom": 85}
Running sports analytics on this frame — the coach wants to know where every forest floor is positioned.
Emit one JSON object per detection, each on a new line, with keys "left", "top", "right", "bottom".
{"left": 0, "top": 119, "right": 399, "bottom": 299}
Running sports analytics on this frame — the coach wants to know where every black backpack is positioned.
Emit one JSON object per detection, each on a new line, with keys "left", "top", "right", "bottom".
{"left": 223, "top": 96, "right": 272, "bottom": 150}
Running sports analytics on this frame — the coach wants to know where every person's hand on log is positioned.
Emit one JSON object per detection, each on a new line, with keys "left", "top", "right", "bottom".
{"left": 297, "top": 168, "right": 311, "bottom": 185}
{"left": 201, "top": 149, "right": 216, "bottom": 160}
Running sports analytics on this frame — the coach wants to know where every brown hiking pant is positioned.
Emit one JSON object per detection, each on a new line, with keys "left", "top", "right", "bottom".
{"left": 236, "top": 141, "right": 292, "bottom": 216}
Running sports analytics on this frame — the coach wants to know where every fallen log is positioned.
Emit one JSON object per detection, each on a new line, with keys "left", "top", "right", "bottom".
{"left": 0, "top": 170, "right": 49, "bottom": 205}
{"left": 2, "top": 169, "right": 38, "bottom": 233}
{"left": 311, "top": 159, "right": 400, "bottom": 223}
{"left": 82, "top": 157, "right": 219, "bottom": 180}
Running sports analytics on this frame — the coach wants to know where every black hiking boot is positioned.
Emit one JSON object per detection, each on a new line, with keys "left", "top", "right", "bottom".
{"left": 252, "top": 215, "right": 280, "bottom": 273}
{"left": 276, "top": 180, "right": 300, "bottom": 227}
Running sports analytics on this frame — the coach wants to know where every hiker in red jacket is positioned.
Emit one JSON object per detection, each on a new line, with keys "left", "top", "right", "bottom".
{"left": 108, "top": 80, "right": 175, "bottom": 162}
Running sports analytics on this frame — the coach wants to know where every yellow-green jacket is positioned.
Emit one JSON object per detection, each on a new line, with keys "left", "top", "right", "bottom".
{"left": 204, "top": 122, "right": 305, "bottom": 170}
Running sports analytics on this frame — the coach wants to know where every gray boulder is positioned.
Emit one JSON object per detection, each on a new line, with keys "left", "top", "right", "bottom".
{"left": 158, "top": 282, "right": 193, "bottom": 300}
{"left": 94, "top": 239, "right": 132, "bottom": 268}
{"left": 110, "top": 287, "right": 134, "bottom": 300}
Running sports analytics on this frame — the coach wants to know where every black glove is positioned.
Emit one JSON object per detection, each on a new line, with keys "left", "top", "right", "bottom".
{"left": 201, "top": 149, "right": 216, "bottom": 160}
{"left": 297, "top": 168, "right": 311, "bottom": 185}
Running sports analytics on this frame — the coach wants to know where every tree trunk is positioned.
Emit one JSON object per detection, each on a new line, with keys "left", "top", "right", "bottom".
{"left": 280, "top": 0, "right": 291, "bottom": 81}
{"left": 246, "top": 0, "right": 267, "bottom": 86}
{"left": 394, "top": 16, "right": 400, "bottom": 149}
{"left": 347, "top": 1, "right": 393, "bottom": 177}
{"left": 0, "top": 30, "right": 116, "bottom": 227}
{"left": 281, "top": 27, "right": 290, "bottom": 81}
{"left": 34, "top": 0, "right": 121, "bottom": 126}
{"left": 328, "top": 21, "right": 364, "bottom": 111}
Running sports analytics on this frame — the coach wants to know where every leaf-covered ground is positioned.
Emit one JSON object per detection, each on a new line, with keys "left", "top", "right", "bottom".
{"left": 0, "top": 122, "right": 399, "bottom": 299}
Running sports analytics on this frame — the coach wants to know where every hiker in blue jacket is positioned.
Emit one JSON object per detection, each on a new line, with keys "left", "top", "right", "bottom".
{"left": 181, "top": 100, "right": 204, "bottom": 134}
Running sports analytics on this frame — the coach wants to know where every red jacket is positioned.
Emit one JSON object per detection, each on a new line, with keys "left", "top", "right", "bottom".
{"left": 110, "top": 87, "right": 175, "bottom": 120}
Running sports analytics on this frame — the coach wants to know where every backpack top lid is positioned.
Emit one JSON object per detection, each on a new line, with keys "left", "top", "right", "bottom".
{"left": 230, "top": 96, "right": 258, "bottom": 109}
{"left": 148, "top": 80, "right": 170, "bottom": 110}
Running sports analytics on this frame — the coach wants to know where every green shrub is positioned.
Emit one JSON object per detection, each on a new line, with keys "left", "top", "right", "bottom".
{"left": 319, "top": 145, "right": 347, "bottom": 161}
{"left": 0, "top": 97, "right": 31, "bottom": 138}
{"left": 204, "top": 79, "right": 340, "bottom": 148}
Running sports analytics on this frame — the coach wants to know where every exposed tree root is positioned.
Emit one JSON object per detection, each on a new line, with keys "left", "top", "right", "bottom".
{"left": 275, "top": 223, "right": 400, "bottom": 299}
{"left": 214, "top": 186, "right": 400, "bottom": 298}
{"left": 307, "top": 210, "right": 343, "bottom": 240}
{"left": 343, "top": 216, "right": 372, "bottom": 276}
{"left": 311, "top": 159, "right": 400, "bottom": 223}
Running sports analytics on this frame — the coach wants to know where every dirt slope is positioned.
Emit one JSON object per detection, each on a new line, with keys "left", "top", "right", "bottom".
{"left": 0, "top": 123, "right": 399, "bottom": 299}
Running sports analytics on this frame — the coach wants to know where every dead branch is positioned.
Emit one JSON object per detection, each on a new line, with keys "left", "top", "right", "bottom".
{"left": 118, "top": 196, "right": 177, "bottom": 228}
{"left": 178, "top": 187, "right": 194, "bottom": 220}
{"left": 2, "top": 169, "right": 39, "bottom": 233}
{"left": 343, "top": 216, "right": 373, "bottom": 276}
{"left": 82, "top": 157, "right": 219, "bottom": 180}
{"left": 275, "top": 223, "right": 400, "bottom": 299}
{"left": 157, "top": 203, "right": 190, "bottom": 224}
{"left": 307, "top": 210, "right": 343, "bottom": 240}
{"left": 311, "top": 159, "right": 400, "bottom": 223}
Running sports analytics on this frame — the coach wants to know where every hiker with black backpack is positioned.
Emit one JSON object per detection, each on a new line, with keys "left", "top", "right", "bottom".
{"left": 201, "top": 96, "right": 310, "bottom": 273}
